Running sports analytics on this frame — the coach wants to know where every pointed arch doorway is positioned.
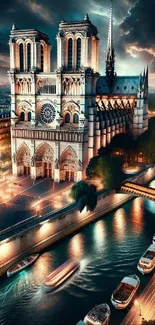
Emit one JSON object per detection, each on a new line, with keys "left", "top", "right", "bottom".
{"left": 59, "top": 147, "right": 78, "bottom": 182}
{"left": 16, "top": 143, "right": 31, "bottom": 176}
{"left": 35, "top": 143, "right": 54, "bottom": 178}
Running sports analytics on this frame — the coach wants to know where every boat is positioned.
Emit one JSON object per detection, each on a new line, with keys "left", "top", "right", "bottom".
{"left": 152, "top": 234, "right": 155, "bottom": 244}
{"left": 111, "top": 274, "right": 140, "bottom": 309}
{"left": 7, "top": 254, "right": 39, "bottom": 277}
{"left": 137, "top": 244, "right": 155, "bottom": 274}
{"left": 84, "top": 304, "right": 110, "bottom": 325}
{"left": 42, "top": 259, "right": 79, "bottom": 291}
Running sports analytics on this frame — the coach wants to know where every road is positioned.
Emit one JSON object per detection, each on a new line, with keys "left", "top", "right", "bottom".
{"left": 121, "top": 274, "right": 155, "bottom": 325}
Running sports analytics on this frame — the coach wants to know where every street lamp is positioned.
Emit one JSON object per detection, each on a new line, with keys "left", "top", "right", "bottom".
{"left": 135, "top": 300, "right": 142, "bottom": 316}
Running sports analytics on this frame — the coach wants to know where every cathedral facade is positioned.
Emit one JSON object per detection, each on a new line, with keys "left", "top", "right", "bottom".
{"left": 8, "top": 2, "right": 148, "bottom": 182}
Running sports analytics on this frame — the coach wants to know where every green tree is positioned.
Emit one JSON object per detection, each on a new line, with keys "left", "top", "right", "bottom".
{"left": 71, "top": 181, "right": 97, "bottom": 212}
{"left": 86, "top": 155, "right": 123, "bottom": 190}
{"left": 109, "top": 133, "right": 137, "bottom": 164}
{"left": 70, "top": 180, "right": 89, "bottom": 202}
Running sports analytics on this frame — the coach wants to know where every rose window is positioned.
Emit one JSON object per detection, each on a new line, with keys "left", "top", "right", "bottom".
{"left": 40, "top": 103, "right": 56, "bottom": 124}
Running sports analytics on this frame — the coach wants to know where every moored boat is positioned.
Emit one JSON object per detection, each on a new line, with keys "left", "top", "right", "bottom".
{"left": 152, "top": 234, "right": 155, "bottom": 245}
{"left": 7, "top": 254, "right": 39, "bottom": 277}
{"left": 84, "top": 304, "right": 110, "bottom": 325}
{"left": 111, "top": 274, "right": 140, "bottom": 309}
{"left": 137, "top": 244, "right": 155, "bottom": 274}
{"left": 42, "top": 259, "right": 79, "bottom": 291}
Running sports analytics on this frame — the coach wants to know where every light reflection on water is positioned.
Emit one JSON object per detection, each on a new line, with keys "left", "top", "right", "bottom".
{"left": 68, "top": 233, "right": 84, "bottom": 259}
{"left": 130, "top": 197, "right": 144, "bottom": 234}
{"left": 112, "top": 208, "right": 126, "bottom": 241}
{"left": 93, "top": 220, "right": 107, "bottom": 249}
{"left": 0, "top": 179, "right": 155, "bottom": 325}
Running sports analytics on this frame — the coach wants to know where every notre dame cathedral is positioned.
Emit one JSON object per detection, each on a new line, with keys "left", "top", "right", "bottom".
{"left": 8, "top": 1, "right": 148, "bottom": 182}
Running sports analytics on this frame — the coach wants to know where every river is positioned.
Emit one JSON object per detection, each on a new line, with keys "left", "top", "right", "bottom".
{"left": 0, "top": 179, "right": 155, "bottom": 325}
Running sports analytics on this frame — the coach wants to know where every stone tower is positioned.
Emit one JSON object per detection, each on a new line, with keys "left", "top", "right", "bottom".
{"left": 8, "top": 17, "right": 99, "bottom": 182}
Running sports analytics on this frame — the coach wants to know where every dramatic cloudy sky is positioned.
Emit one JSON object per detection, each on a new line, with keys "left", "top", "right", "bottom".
{"left": 0, "top": 0, "right": 155, "bottom": 88}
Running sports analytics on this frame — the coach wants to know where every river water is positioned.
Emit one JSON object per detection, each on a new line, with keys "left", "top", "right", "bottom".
{"left": 0, "top": 180, "right": 155, "bottom": 325}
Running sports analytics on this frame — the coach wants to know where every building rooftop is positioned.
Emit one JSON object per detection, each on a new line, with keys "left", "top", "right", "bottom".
{"left": 10, "top": 27, "right": 50, "bottom": 44}
{"left": 59, "top": 14, "right": 98, "bottom": 36}
{"left": 96, "top": 76, "right": 142, "bottom": 96}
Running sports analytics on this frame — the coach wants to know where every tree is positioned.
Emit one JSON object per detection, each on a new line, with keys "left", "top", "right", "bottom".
{"left": 86, "top": 155, "right": 123, "bottom": 190}
{"left": 109, "top": 133, "right": 137, "bottom": 164}
{"left": 70, "top": 180, "right": 89, "bottom": 202}
{"left": 71, "top": 181, "right": 97, "bottom": 212}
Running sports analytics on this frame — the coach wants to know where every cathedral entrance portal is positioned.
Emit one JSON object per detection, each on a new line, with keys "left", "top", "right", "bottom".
{"left": 59, "top": 147, "right": 78, "bottom": 182}
{"left": 43, "top": 162, "right": 53, "bottom": 178}
{"left": 16, "top": 144, "right": 31, "bottom": 176}
{"left": 24, "top": 166, "right": 30, "bottom": 175}
{"left": 35, "top": 143, "right": 54, "bottom": 179}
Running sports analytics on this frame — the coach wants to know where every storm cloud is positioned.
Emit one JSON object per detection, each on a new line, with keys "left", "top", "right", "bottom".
{"left": 0, "top": 0, "right": 154, "bottom": 87}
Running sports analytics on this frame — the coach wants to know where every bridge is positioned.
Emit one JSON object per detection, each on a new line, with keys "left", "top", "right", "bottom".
{"left": 121, "top": 181, "right": 155, "bottom": 201}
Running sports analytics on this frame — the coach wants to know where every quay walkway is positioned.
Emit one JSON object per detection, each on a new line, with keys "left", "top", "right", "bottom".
{"left": 121, "top": 274, "right": 155, "bottom": 325}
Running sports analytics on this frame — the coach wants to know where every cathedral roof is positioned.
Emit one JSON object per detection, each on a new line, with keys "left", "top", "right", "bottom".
{"left": 59, "top": 17, "right": 98, "bottom": 36}
{"left": 10, "top": 28, "right": 50, "bottom": 44}
{"left": 96, "top": 76, "right": 142, "bottom": 96}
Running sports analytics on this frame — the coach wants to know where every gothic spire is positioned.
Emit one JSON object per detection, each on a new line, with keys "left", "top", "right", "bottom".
{"left": 12, "top": 23, "right": 17, "bottom": 31}
{"left": 84, "top": 13, "right": 90, "bottom": 21}
{"left": 107, "top": 0, "right": 114, "bottom": 58}
{"left": 106, "top": 0, "right": 115, "bottom": 85}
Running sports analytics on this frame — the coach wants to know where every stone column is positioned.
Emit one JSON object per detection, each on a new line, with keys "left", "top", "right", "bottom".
{"left": 88, "top": 107, "right": 94, "bottom": 162}
{"left": 95, "top": 116, "right": 101, "bottom": 155}
{"left": 54, "top": 143, "right": 60, "bottom": 182}
{"left": 101, "top": 120, "right": 106, "bottom": 147}
{"left": 31, "top": 71, "right": 36, "bottom": 126}
{"left": 9, "top": 43, "right": 15, "bottom": 70}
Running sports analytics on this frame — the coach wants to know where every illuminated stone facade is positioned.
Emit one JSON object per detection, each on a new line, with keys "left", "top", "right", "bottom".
{"left": 8, "top": 7, "right": 148, "bottom": 182}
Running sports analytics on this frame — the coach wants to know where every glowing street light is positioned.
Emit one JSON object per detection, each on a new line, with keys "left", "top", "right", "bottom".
{"left": 135, "top": 300, "right": 142, "bottom": 316}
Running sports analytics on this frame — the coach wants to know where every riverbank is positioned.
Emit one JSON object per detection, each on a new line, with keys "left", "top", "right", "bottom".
{"left": 0, "top": 165, "right": 154, "bottom": 276}
{"left": 0, "top": 192, "right": 134, "bottom": 276}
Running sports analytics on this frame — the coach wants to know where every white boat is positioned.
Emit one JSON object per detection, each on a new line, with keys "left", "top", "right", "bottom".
{"left": 84, "top": 304, "right": 110, "bottom": 325}
{"left": 42, "top": 259, "right": 79, "bottom": 291}
{"left": 152, "top": 234, "right": 155, "bottom": 244}
{"left": 111, "top": 274, "right": 140, "bottom": 309}
{"left": 137, "top": 244, "right": 155, "bottom": 274}
{"left": 7, "top": 254, "right": 39, "bottom": 277}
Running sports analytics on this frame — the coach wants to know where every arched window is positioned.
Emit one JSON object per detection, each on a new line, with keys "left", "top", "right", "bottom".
{"left": 20, "top": 112, "right": 25, "bottom": 121}
{"left": 76, "top": 38, "right": 81, "bottom": 70}
{"left": 27, "top": 43, "right": 31, "bottom": 71}
{"left": 19, "top": 43, "right": 24, "bottom": 72}
{"left": 41, "top": 44, "right": 44, "bottom": 72}
{"left": 73, "top": 113, "right": 79, "bottom": 123}
{"left": 68, "top": 38, "right": 73, "bottom": 70}
{"left": 65, "top": 113, "right": 70, "bottom": 123}
{"left": 28, "top": 112, "right": 31, "bottom": 121}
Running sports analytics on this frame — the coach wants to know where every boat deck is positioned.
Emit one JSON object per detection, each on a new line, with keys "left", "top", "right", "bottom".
{"left": 113, "top": 283, "right": 134, "bottom": 302}
{"left": 86, "top": 306, "right": 108, "bottom": 324}
{"left": 9, "top": 256, "right": 36, "bottom": 273}
{"left": 143, "top": 250, "right": 155, "bottom": 260}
